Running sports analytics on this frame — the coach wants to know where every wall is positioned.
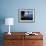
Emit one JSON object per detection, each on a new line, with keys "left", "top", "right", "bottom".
{"left": 0, "top": 0, "right": 46, "bottom": 46}
{"left": 0, "top": 0, "right": 46, "bottom": 32}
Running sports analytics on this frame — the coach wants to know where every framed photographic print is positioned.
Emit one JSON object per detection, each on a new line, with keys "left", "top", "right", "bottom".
{"left": 18, "top": 9, "right": 35, "bottom": 23}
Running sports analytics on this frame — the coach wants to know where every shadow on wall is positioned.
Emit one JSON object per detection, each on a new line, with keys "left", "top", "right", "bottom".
{"left": 0, "top": 16, "right": 5, "bottom": 32}
{"left": 0, "top": 16, "right": 5, "bottom": 46}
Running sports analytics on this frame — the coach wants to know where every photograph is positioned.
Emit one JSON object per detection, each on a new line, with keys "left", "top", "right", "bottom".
{"left": 18, "top": 9, "right": 35, "bottom": 23}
